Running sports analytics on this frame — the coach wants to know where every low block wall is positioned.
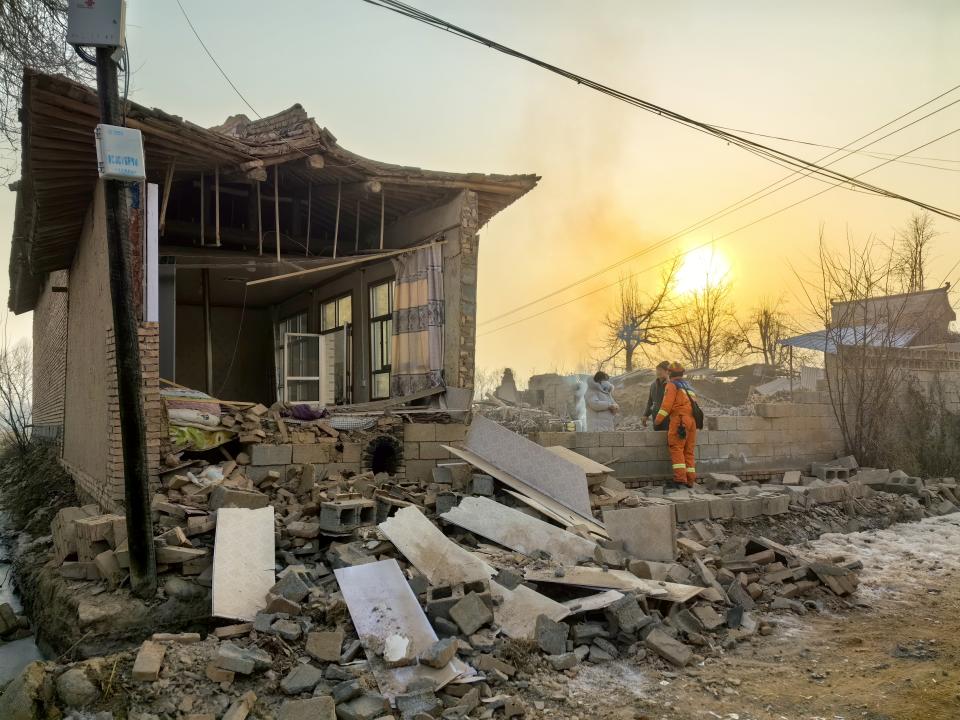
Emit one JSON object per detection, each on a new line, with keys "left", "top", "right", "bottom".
{"left": 528, "top": 398, "right": 845, "bottom": 479}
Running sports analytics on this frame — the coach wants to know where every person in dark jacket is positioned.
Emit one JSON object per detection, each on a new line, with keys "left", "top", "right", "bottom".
{"left": 642, "top": 361, "right": 671, "bottom": 430}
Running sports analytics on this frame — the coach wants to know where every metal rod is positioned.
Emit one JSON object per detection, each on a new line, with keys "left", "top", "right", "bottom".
{"left": 256, "top": 182, "right": 262, "bottom": 255}
{"left": 94, "top": 46, "right": 156, "bottom": 599}
{"left": 333, "top": 180, "right": 341, "bottom": 259}
{"left": 274, "top": 167, "right": 280, "bottom": 262}
{"left": 214, "top": 165, "right": 221, "bottom": 247}
{"left": 355, "top": 198, "right": 361, "bottom": 253}
{"left": 379, "top": 190, "right": 385, "bottom": 250}
{"left": 159, "top": 158, "right": 175, "bottom": 236}
{"left": 305, "top": 183, "right": 312, "bottom": 257}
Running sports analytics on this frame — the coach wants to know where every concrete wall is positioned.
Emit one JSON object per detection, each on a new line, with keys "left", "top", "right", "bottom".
{"left": 31, "top": 269, "right": 69, "bottom": 441}
{"left": 175, "top": 304, "right": 274, "bottom": 403}
{"left": 62, "top": 184, "right": 112, "bottom": 487}
{"left": 528, "top": 395, "right": 846, "bottom": 479}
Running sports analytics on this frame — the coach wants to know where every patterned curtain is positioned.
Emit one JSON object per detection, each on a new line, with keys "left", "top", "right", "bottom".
{"left": 391, "top": 244, "right": 445, "bottom": 396}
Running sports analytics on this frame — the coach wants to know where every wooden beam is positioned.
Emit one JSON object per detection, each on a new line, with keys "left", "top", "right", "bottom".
{"left": 214, "top": 165, "right": 221, "bottom": 247}
{"left": 305, "top": 183, "right": 312, "bottom": 257}
{"left": 355, "top": 198, "right": 361, "bottom": 254}
{"left": 159, "top": 158, "right": 176, "bottom": 236}
{"left": 274, "top": 167, "right": 280, "bottom": 262}
{"left": 379, "top": 190, "right": 385, "bottom": 250}
{"left": 199, "top": 172, "right": 205, "bottom": 246}
{"left": 256, "top": 182, "right": 263, "bottom": 256}
{"left": 333, "top": 180, "right": 341, "bottom": 259}
{"left": 306, "top": 154, "right": 324, "bottom": 170}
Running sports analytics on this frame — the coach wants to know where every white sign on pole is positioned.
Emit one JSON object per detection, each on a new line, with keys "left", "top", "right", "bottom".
{"left": 95, "top": 124, "right": 145, "bottom": 180}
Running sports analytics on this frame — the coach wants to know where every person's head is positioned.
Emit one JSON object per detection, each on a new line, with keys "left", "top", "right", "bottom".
{"left": 667, "top": 361, "right": 685, "bottom": 379}
{"left": 593, "top": 371, "right": 609, "bottom": 384}
{"left": 656, "top": 361, "right": 670, "bottom": 380}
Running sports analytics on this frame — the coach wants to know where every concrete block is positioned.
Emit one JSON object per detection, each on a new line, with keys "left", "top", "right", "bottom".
{"left": 290, "top": 444, "right": 333, "bottom": 464}
{"left": 280, "top": 663, "right": 323, "bottom": 695}
{"left": 598, "top": 432, "right": 624, "bottom": 447}
{"left": 132, "top": 641, "right": 165, "bottom": 681}
{"left": 277, "top": 697, "right": 336, "bottom": 720}
{"left": 403, "top": 442, "right": 420, "bottom": 460}
{"left": 306, "top": 631, "right": 344, "bottom": 662}
{"left": 419, "top": 442, "right": 451, "bottom": 460}
{"left": 318, "top": 497, "right": 376, "bottom": 533}
{"left": 603, "top": 506, "right": 676, "bottom": 562}
{"left": 209, "top": 486, "right": 270, "bottom": 511}
{"left": 731, "top": 497, "right": 763, "bottom": 519}
{"left": 404, "top": 424, "right": 436, "bottom": 442}
{"left": 534, "top": 614, "right": 569, "bottom": 655}
{"left": 449, "top": 592, "right": 494, "bottom": 635}
{"left": 762, "top": 494, "right": 790, "bottom": 516}
{"left": 426, "top": 580, "right": 491, "bottom": 622}
{"left": 246, "top": 444, "right": 293, "bottom": 466}
{"left": 782, "top": 470, "right": 801, "bottom": 486}
{"left": 574, "top": 432, "right": 600, "bottom": 448}
{"left": 435, "top": 423, "right": 468, "bottom": 442}
{"left": 604, "top": 595, "right": 651, "bottom": 635}
{"left": 471, "top": 474, "right": 495, "bottom": 496}
{"left": 404, "top": 459, "right": 437, "bottom": 483}
{"left": 674, "top": 498, "right": 710, "bottom": 523}
{"left": 644, "top": 627, "right": 692, "bottom": 666}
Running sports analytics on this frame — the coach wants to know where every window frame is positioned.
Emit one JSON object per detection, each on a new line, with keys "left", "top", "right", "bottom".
{"left": 320, "top": 293, "right": 353, "bottom": 334}
{"left": 369, "top": 279, "right": 395, "bottom": 400}
{"left": 275, "top": 311, "right": 308, "bottom": 402}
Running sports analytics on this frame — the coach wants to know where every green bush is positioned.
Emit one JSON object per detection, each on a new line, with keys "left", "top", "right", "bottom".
{"left": 0, "top": 441, "right": 77, "bottom": 535}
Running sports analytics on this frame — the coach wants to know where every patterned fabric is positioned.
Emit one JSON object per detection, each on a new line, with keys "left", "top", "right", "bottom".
{"left": 391, "top": 245, "right": 445, "bottom": 397}
{"left": 329, "top": 416, "right": 377, "bottom": 431}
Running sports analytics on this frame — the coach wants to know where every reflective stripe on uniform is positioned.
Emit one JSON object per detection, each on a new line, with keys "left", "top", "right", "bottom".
{"left": 657, "top": 409, "right": 669, "bottom": 418}
{"left": 686, "top": 467, "right": 696, "bottom": 473}
{"left": 671, "top": 463, "right": 686, "bottom": 469}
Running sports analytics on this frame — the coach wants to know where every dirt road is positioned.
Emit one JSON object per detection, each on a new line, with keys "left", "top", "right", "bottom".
{"left": 551, "top": 516, "right": 960, "bottom": 720}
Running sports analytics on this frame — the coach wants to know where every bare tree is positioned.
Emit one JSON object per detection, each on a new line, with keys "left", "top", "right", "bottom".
{"left": 793, "top": 227, "right": 944, "bottom": 465}
{"left": 0, "top": 333, "right": 32, "bottom": 453}
{"left": 601, "top": 261, "right": 678, "bottom": 373}
{"left": 472, "top": 367, "right": 503, "bottom": 402}
{"left": 736, "top": 297, "right": 794, "bottom": 369}
{"left": 672, "top": 275, "right": 737, "bottom": 370}
{"left": 0, "top": 1, "right": 93, "bottom": 155}
{"left": 891, "top": 212, "right": 938, "bottom": 293}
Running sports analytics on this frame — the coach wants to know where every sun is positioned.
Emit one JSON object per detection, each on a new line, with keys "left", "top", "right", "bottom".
{"left": 674, "top": 246, "right": 732, "bottom": 295}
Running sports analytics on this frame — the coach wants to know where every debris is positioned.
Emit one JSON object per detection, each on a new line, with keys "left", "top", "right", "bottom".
{"left": 131, "top": 641, "right": 166, "bottom": 681}
{"left": 644, "top": 627, "right": 693, "bottom": 667}
{"left": 603, "top": 505, "right": 677, "bottom": 562}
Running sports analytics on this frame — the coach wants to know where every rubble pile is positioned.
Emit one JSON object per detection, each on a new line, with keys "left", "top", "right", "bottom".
{"left": 25, "top": 419, "right": 937, "bottom": 719}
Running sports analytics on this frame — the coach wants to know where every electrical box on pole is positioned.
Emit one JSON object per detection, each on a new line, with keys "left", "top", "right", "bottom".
{"left": 67, "top": 0, "right": 126, "bottom": 48}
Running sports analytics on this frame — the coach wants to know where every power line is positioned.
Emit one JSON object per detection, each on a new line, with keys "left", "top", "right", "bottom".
{"left": 360, "top": 0, "right": 960, "bottom": 222}
{"left": 713, "top": 126, "right": 960, "bottom": 169}
{"left": 479, "top": 90, "right": 960, "bottom": 327}
{"left": 479, "top": 126, "right": 960, "bottom": 338}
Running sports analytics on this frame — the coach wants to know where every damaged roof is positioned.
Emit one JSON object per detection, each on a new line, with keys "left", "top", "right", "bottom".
{"left": 9, "top": 70, "right": 539, "bottom": 313}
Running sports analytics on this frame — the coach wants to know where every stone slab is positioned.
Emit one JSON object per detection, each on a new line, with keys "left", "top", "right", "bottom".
{"left": 212, "top": 507, "right": 275, "bottom": 621}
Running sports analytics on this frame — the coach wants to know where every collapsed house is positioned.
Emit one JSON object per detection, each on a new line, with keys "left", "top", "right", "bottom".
{"left": 9, "top": 70, "right": 538, "bottom": 511}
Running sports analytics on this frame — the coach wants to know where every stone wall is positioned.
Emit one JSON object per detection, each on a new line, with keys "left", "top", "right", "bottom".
{"left": 31, "top": 269, "right": 69, "bottom": 442}
{"left": 528, "top": 395, "right": 846, "bottom": 480}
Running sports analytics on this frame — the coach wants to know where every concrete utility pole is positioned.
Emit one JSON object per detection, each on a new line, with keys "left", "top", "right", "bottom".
{"left": 95, "top": 47, "right": 157, "bottom": 598}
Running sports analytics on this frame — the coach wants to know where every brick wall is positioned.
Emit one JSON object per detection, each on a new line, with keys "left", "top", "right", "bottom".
{"left": 31, "top": 269, "right": 69, "bottom": 442}
{"left": 528, "top": 396, "right": 845, "bottom": 480}
{"left": 78, "top": 323, "right": 163, "bottom": 512}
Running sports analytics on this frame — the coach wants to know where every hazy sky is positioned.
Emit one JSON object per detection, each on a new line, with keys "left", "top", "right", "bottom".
{"left": 2, "top": 1, "right": 958, "bottom": 382}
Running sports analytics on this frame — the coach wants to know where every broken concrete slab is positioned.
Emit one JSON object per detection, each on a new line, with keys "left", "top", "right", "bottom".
{"left": 334, "top": 559, "right": 473, "bottom": 700}
{"left": 305, "top": 630, "right": 343, "bottom": 663}
{"left": 209, "top": 486, "right": 270, "bottom": 511}
{"left": 277, "top": 696, "right": 336, "bottom": 720}
{"left": 524, "top": 567, "right": 702, "bottom": 603}
{"left": 381, "top": 506, "right": 567, "bottom": 640}
{"left": 441, "top": 496, "right": 597, "bottom": 565}
{"left": 534, "top": 614, "right": 569, "bottom": 655}
{"left": 212, "top": 506, "right": 275, "bottom": 622}
{"left": 603, "top": 505, "right": 676, "bottom": 562}
{"left": 449, "top": 592, "right": 494, "bottom": 636}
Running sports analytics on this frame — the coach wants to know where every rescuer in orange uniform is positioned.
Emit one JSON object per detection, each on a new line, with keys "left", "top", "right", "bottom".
{"left": 655, "top": 362, "right": 698, "bottom": 488}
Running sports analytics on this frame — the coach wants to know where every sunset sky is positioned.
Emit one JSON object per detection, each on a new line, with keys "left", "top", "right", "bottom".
{"left": 2, "top": 1, "right": 958, "bottom": 383}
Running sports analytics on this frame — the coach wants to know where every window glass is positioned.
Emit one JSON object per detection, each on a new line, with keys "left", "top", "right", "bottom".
{"left": 369, "top": 280, "right": 394, "bottom": 400}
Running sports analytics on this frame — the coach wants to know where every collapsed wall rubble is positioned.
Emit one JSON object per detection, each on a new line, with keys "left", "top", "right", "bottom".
{"left": 6, "top": 412, "right": 958, "bottom": 719}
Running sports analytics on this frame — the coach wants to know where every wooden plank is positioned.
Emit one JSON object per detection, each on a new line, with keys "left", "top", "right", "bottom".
{"left": 335, "top": 559, "right": 471, "bottom": 699}
{"left": 545, "top": 446, "right": 614, "bottom": 476}
{"left": 378, "top": 506, "right": 567, "bottom": 640}
{"left": 464, "top": 416, "right": 592, "bottom": 519}
{"left": 440, "top": 496, "right": 596, "bottom": 565}
{"left": 443, "top": 446, "right": 608, "bottom": 538}
{"left": 523, "top": 567, "right": 704, "bottom": 604}
{"left": 212, "top": 507, "right": 275, "bottom": 621}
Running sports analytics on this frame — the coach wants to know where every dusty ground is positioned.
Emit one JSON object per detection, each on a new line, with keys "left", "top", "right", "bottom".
{"left": 535, "top": 515, "right": 960, "bottom": 720}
